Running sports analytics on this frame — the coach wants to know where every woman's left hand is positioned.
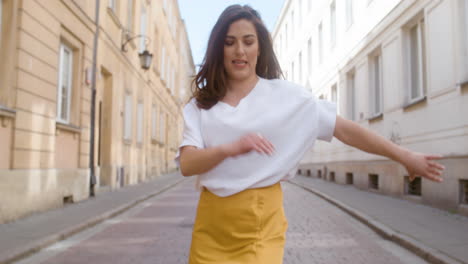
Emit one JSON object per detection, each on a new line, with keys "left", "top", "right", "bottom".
{"left": 403, "top": 152, "right": 445, "bottom": 182}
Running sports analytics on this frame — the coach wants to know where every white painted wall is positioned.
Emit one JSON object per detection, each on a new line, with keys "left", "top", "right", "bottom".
{"left": 273, "top": 0, "right": 468, "bottom": 165}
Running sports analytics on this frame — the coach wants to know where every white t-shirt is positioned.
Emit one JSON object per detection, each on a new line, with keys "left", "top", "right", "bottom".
{"left": 175, "top": 77, "right": 337, "bottom": 197}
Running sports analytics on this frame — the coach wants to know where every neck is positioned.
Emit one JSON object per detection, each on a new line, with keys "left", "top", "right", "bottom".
{"left": 226, "top": 75, "right": 259, "bottom": 98}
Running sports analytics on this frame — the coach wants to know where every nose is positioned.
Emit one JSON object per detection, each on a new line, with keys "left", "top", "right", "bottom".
{"left": 234, "top": 41, "right": 246, "bottom": 56}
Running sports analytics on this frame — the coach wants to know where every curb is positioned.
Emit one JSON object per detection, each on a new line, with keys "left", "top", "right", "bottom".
{"left": 0, "top": 176, "right": 186, "bottom": 264}
{"left": 290, "top": 180, "right": 464, "bottom": 264}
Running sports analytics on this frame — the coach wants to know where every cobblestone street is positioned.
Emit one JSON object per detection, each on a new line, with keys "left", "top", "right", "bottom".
{"left": 14, "top": 178, "right": 427, "bottom": 264}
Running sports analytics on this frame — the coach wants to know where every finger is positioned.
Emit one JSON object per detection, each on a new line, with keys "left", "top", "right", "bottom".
{"left": 428, "top": 161, "right": 445, "bottom": 170}
{"left": 427, "top": 173, "right": 443, "bottom": 182}
{"left": 427, "top": 168, "right": 442, "bottom": 177}
{"left": 253, "top": 145, "right": 267, "bottom": 155}
{"left": 260, "top": 138, "right": 275, "bottom": 154}
{"left": 264, "top": 138, "right": 276, "bottom": 152}
{"left": 426, "top": 155, "right": 443, "bottom": 160}
{"left": 256, "top": 140, "right": 273, "bottom": 155}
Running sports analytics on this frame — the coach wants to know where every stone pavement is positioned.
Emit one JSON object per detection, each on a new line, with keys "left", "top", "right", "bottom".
{"left": 290, "top": 175, "right": 468, "bottom": 264}
{"left": 1, "top": 172, "right": 466, "bottom": 264}
{"left": 0, "top": 172, "right": 184, "bottom": 264}
{"left": 11, "top": 177, "right": 428, "bottom": 264}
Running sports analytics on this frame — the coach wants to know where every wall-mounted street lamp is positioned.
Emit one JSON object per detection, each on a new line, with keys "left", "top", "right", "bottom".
{"left": 121, "top": 31, "right": 153, "bottom": 70}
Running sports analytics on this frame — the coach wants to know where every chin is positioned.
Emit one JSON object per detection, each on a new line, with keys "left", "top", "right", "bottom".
{"left": 227, "top": 70, "right": 254, "bottom": 81}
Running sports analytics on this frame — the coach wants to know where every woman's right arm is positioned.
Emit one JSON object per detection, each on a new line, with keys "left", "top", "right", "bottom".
{"left": 179, "top": 132, "right": 275, "bottom": 177}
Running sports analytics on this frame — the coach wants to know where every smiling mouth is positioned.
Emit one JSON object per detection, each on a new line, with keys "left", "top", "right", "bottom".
{"left": 232, "top": 60, "right": 247, "bottom": 65}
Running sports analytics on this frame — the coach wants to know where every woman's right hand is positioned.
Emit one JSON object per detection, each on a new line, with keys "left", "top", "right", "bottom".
{"left": 222, "top": 132, "right": 275, "bottom": 157}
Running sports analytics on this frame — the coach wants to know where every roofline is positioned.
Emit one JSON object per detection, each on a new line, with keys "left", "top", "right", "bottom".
{"left": 272, "top": 0, "right": 292, "bottom": 38}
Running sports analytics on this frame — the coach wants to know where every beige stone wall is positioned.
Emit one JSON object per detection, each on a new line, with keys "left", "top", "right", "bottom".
{"left": 0, "top": 0, "right": 194, "bottom": 223}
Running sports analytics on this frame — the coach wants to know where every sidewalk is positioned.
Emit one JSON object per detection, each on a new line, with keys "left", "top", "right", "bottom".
{"left": 0, "top": 172, "right": 186, "bottom": 264}
{"left": 290, "top": 175, "right": 468, "bottom": 264}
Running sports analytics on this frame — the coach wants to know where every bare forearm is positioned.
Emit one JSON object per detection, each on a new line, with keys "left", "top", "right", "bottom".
{"left": 334, "top": 116, "right": 409, "bottom": 164}
{"left": 179, "top": 145, "right": 230, "bottom": 176}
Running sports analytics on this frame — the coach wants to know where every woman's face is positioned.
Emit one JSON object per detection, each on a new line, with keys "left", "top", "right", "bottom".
{"left": 223, "top": 19, "right": 260, "bottom": 82}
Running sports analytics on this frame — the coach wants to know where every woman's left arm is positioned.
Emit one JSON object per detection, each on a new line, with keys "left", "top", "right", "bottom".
{"left": 333, "top": 116, "right": 445, "bottom": 182}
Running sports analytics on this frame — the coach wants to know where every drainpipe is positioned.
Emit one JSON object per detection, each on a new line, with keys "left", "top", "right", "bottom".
{"left": 89, "top": 0, "right": 101, "bottom": 197}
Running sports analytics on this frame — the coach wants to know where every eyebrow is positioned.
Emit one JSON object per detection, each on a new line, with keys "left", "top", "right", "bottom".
{"left": 225, "top": 34, "right": 256, "bottom": 39}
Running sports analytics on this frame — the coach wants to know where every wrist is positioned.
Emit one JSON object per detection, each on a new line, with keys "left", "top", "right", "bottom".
{"left": 394, "top": 147, "right": 412, "bottom": 166}
{"left": 218, "top": 143, "right": 234, "bottom": 158}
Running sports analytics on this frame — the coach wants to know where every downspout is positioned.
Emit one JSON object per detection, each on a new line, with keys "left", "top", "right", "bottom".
{"left": 89, "top": 0, "right": 101, "bottom": 197}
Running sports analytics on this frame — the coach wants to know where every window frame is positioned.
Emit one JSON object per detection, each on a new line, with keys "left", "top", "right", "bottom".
{"left": 465, "top": 0, "right": 468, "bottom": 64}
{"left": 347, "top": 71, "right": 356, "bottom": 121}
{"left": 298, "top": 52, "right": 302, "bottom": 84}
{"left": 126, "top": 0, "right": 134, "bottom": 33}
{"left": 108, "top": 0, "right": 116, "bottom": 13}
{"left": 56, "top": 43, "right": 73, "bottom": 124}
{"left": 308, "top": 38, "right": 312, "bottom": 74}
{"left": 330, "top": 0, "right": 336, "bottom": 48}
{"left": 346, "top": 0, "right": 354, "bottom": 29}
{"left": 160, "top": 111, "right": 166, "bottom": 143}
{"left": 0, "top": 0, "right": 2, "bottom": 43}
{"left": 151, "top": 104, "right": 157, "bottom": 140}
{"left": 405, "top": 16, "right": 426, "bottom": 104}
{"left": 318, "top": 22, "right": 323, "bottom": 64}
{"left": 139, "top": 7, "right": 147, "bottom": 52}
{"left": 123, "top": 94, "right": 133, "bottom": 141}
{"left": 136, "top": 101, "right": 143, "bottom": 144}
{"left": 369, "top": 50, "right": 383, "bottom": 116}
{"left": 160, "top": 45, "right": 165, "bottom": 81}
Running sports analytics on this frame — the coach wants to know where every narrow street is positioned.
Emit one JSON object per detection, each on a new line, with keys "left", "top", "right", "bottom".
{"left": 14, "top": 178, "right": 426, "bottom": 264}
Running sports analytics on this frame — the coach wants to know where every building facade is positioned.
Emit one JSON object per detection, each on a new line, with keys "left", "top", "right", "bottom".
{"left": 273, "top": 0, "right": 468, "bottom": 215}
{"left": 0, "top": 0, "right": 194, "bottom": 223}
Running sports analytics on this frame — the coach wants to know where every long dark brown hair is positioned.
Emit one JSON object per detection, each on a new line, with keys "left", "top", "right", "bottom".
{"left": 192, "top": 5, "right": 283, "bottom": 110}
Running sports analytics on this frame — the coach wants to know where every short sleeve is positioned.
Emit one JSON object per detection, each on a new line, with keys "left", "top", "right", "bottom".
{"left": 174, "top": 99, "right": 204, "bottom": 166}
{"left": 316, "top": 99, "right": 337, "bottom": 142}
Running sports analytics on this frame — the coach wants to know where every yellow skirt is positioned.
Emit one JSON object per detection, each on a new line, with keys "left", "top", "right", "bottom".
{"left": 189, "top": 183, "right": 288, "bottom": 264}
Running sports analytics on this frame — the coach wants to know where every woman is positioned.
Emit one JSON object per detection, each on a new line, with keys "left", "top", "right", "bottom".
{"left": 176, "top": 4, "right": 444, "bottom": 264}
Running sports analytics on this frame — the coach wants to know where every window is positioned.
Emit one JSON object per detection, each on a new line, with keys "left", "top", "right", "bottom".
{"left": 0, "top": 0, "right": 2, "bottom": 42}
{"left": 57, "top": 43, "right": 73, "bottom": 123}
{"left": 330, "top": 1, "right": 336, "bottom": 47}
{"left": 405, "top": 176, "right": 422, "bottom": 196}
{"left": 331, "top": 84, "right": 337, "bottom": 103}
{"left": 369, "top": 174, "right": 379, "bottom": 190}
{"left": 136, "top": 102, "right": 143, "bottom": 144}
{"left": 108, "top": 0, "right": 116, "bottom": 12}
{"left": 127, "top": 0, "right": 134, "bottom": 32}
{"left": 160, "top": 112, "right": 166, "bottom": 142}
{"left": 460, "top": 180, "right": 468, "bottom": 204}
{"left": 346, "top": 173, "right": 354, "bottom": 185}
{"left": 308, "top": 38, "right": 312, "bottom": 73}
{"left": 298, "top": 52, "right": 302, "bottom": 83}
{"left": 291, "top": 62, "right": 295, "bottom": 82}
{"left": 139, "top": 7, "right": 147, "bottom": 52}
{"left": 166, "top": 60, "right": 171, "bottom": 88}
{"left": 346, "top": 0, "right": 354, "bottom": 28}
{"left": 291, "top": 11, "right": 294, "bottom": 40}
{"left": 151, "top": 104, "right": 157, "bottom": 140}
{"left": 464, "top": 1, "right": 468, "bottom": 63}
{"left": 163, "top": 0, "right": 168, "bottom": 13}
{"left": 285, "top": 23, "right": 288, "bottom": 48}
{"left": 406, "top": 17, "right": 426, "bottom": 103}
{"left": 370, "top": 51, "right": 383, "bottom": 115}
{"left": 318, "top": 22, "right": 323, "bottom": 64}
{"left": 124, "top": 94, "right": 132, "bottom": 141}
{"left": 299, "top": 0, "right": 302, "bottom": 24}
{"left": 160, "top": 45, "right": 165, "bottom": 81}
{"left": 347, "top": 72, "right": 356, "bottom": 121}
